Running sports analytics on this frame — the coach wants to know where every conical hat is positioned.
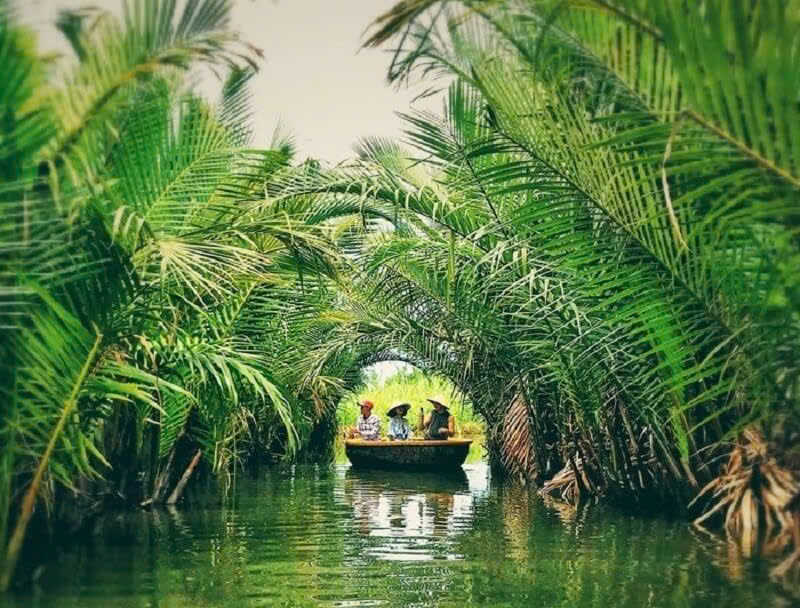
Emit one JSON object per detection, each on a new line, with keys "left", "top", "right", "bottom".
{"left": 387, "top": 402, "right": 411, "bottom": 417}
{"left": 426, "top": 396, "right": 449, "bottom": 408}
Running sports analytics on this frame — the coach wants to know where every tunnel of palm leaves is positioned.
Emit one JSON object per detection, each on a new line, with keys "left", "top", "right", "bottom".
{"left": 3, "top": 0, "right": 800, "bottom": 598}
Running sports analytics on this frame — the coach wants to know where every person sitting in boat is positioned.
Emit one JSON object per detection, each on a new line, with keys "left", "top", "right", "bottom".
{"left": 423, "top": 396, "right": 455, "bottom": 440}
{"left": 386, "top": 402, "right": 411, "bottom": 440}
{"left": 353, "top": 399, "right": 381, "bottom": 440}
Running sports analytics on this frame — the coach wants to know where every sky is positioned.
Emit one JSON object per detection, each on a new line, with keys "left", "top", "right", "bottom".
{"left": 20, "top": 0, "right": 426, "bottom": 382}
{"left": 20, "top": 0, "right": 443, "bottom": 164}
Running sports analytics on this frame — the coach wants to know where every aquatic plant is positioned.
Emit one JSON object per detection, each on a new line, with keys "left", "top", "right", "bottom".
{"left": 3, "top": 0, "right": 800, "bottom": 590}
{"left": 285, "top": 0, "right": 800, "bottom": 563}
{"left": 0, "top": 0, "right": 374, "bottom": 589}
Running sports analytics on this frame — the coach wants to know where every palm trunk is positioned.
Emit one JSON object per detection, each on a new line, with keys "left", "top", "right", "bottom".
{"left": 0, "top": 334, "right": 102, "bottom": 592}
{"left": 166, "top": 450, "right": 202, "bottom": 506}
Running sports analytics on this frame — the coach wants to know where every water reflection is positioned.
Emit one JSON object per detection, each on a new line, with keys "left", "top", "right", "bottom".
{"left": 1, "top": 464, "right": 794, "bottom": 608}
{"left": 339, "top": 468, "right": 472, "bottom": 561}
{"left": 689, "top": 523, "right": 800, "bottom": 598}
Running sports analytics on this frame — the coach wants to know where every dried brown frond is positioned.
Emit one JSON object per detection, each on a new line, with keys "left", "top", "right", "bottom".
{"left": 500, "top": 392, "right": 536, "bottom": 483}
{"left": 310, "top": 390, "right": 326, "bottom": 420}
{"left": 690, "top": 428, "right": 800, "bottom": 575}
{"left": 537, "top": 456, "right": 589, "bottom": 505}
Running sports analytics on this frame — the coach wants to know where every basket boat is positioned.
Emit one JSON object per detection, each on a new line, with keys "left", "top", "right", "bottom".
{"left": 344, "top": 438, "right": 472, "bottom": 470}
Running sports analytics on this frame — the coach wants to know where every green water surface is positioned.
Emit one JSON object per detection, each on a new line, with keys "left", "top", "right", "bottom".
{"left": 2, "top": 464, "right": 795, "bottom": 607}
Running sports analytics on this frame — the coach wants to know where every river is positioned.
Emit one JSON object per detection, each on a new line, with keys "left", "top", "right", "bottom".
{"left": 1, "top": 464, "right": 794, "bottom": 607}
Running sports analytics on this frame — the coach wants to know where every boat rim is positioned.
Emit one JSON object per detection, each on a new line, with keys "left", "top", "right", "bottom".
{"left": 345, "top": 439, "right": 472, "bottom": 448}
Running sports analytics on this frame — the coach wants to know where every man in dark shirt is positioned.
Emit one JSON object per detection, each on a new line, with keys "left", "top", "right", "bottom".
{"left": 423, "top": 396, "right": 455, "bottom": 439}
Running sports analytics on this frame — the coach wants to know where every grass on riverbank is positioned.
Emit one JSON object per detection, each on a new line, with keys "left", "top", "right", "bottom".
{"left": 337, "top": 368, "right": 485, "bottom": 439}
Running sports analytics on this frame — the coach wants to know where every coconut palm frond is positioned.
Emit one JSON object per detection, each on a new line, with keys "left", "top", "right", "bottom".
{"left": 45, "top": 0, "right": 258, "bottom": 180}
{"left": 362, "top": 0, "right": 799, "bottom": 473}
{"left": 0, "top": 285, "right": 187, "bottom": 590}
{"left": 0, "top": 0, "right": 338, "bottom": 589}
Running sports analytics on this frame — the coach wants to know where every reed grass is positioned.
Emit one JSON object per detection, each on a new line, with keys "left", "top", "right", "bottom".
{"left": 337, "top": 368, "right": 485, "bottom": 438}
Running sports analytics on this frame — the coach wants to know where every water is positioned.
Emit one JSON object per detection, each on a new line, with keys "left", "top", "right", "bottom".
{"left": 2, "top": 464, "right": 794, "bottom": 607}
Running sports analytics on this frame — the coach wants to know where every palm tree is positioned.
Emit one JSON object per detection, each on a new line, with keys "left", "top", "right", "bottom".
{"left": 2, "top": 0, "right": 261, "bottom": 587}
{"left": 0, "top": 0, "right": 372, "bottom": 589}
{"left": 292, "top": 0, "right": 799, "bottom": 553}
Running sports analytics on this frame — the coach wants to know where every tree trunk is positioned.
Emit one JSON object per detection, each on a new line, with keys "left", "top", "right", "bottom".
{"left": 166, "top": 450, "right": 202, "bottom": 506}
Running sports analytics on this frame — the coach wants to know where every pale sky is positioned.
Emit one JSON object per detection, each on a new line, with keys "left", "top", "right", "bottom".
{"left": 20, "top": 0, "right": 443, "bottom": 164}
{"left": 20, "top": 0, "right": 428, "bottom": 382}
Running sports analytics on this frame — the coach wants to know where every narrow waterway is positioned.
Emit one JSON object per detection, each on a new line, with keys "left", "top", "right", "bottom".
{"left": 2, "top": 464, "right": 793, "bottom": 607}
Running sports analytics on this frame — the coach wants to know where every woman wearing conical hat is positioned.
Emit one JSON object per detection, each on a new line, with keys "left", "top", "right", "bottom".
{"left": 422, "top": 396, "right": 455, "bottom": 440}
{"left": 386, "top": 402, "right": 411, "bottom": 440}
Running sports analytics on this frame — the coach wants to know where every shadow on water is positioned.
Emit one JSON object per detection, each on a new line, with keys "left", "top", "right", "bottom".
{"left": 1, "top": 464, "right": 796, "bottom": 608}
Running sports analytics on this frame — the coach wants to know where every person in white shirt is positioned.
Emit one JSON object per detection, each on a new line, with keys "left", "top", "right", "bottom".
{"left": 386, "top": 402, "right": 411, "bottom": 440}
{"left": 353, "top": 399, "right": 381, "bottom": 440}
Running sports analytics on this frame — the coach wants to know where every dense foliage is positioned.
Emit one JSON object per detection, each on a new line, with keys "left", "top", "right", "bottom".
{"left": 0, "top": 0, "right": 383, "bottom": 589}
{"left": 2, "top": 0, "right": 799, "bottom": 590}
{"left": 291, "top": 0, "right": 800, "bottom": 567}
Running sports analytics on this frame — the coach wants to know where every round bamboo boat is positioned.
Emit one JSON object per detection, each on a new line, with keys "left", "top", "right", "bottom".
{"left": 344, "top": 438, "right": 472, "bottom": 470}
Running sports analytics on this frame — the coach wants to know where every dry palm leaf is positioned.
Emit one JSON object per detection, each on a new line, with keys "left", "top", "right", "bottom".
{"left": 500, "top": 392, "right": 537, "bottom": 483}
{"left": 690, "top": 428, "right": 800, "bottom": 574}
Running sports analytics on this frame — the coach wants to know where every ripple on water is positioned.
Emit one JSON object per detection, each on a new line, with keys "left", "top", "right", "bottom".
{"left": 1, "top": 463, "right": 796, "bottom": 608}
